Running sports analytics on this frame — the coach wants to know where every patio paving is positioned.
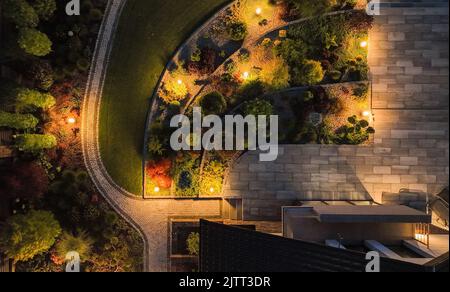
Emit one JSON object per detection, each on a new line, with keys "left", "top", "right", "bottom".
{"left": 223, "top": 1, "right": 449, "bottom": 221}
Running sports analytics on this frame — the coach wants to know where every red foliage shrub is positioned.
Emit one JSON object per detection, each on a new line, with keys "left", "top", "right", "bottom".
{"left": 187, "top": 48, "right": 217, "bottom": 75}
{"left": 146, "top": 159, "right": 172, "bottom": 189}
{"left": 0, "top": 162, "right": 49, "bottom": 199}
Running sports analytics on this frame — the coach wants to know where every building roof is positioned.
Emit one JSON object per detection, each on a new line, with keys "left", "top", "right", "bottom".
{"left": 286, "top": 205, "right": 432, "bottom": 224}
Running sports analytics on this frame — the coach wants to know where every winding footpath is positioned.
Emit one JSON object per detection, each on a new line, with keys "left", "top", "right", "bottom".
{"left": 81, "top": 0, "right": 222, "bottom": 272}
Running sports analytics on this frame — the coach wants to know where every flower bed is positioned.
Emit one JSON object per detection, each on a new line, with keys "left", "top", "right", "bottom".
{"left": 144, "top": 0, "right": 374, "bottom": 198}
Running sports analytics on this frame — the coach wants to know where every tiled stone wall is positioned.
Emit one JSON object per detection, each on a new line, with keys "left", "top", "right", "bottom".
{"left": 223, "top": 1, "right": 449, "bottom": 221}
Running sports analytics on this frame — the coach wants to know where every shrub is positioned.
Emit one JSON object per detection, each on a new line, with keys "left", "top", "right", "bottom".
{"left": 0, "top": 162, "right": 49, "bottom": 199}
{"left": 259, "top": 60, "right": 290, "bottom": 90}
{"left": 18, "top": 28, "right": 52, "bottom": 57}
{"left": 26, "top": 60, "right": 54, "bottom": 90}
{"left": 30, "top": 0, "right": 57, "bottom": 21}
{"left": 14, "top": 134, "right": 57, "bottom": 153}
{"left": 289, "top": 0, "right": 336, "bottom": 18}
{"left": 292, "top": 60, "right": 324, "bottom": 86}
{"left": 3, "top": 0, "right": 39, "bottom": 28}
{"left": 147, "top": 122, "right": 171, "bottom": 160}
{"left": 353, "top": 83, "right": 369, "bottom": 100}
{"left": 76, "top": 58, "right": 91, "bottom": 72}
{"left": 226, "top": 21, "right": 248, "bottom": 41}
{"left": 199, "top": 91, "right": 227, "bottom": 115}
{"left": 0, "top": 210, "right": 61, "bottom": 264}
{"left": 191, "top": 47, "right": 201, "bottom": 62}
{"left": 146, "top": 159, "right": 172, "bottom": 189}
{"left": 187, "top": 47, "right": 217, "bottom": 75}
{"left": 89, "top": 8, "right": 103, "bottom": 22}
{"left": 224, "top": 60, "right": 237, "bottom": 74}
{"left": 328, "top": 70, "right": 342, "bottom": 82}
{"left": 16, "top": 88, "right": 56, "bottom": 111}
{"left": 0, "top": 111, "right": 39, "bottom": 130}
{"left": 238, "top": 80, "right": 266, "bottom": 101}
{"left": 243, "top": 99, "right": 273, "bottom": 117}
{"left": 302, "top": 90, "right": 314, "bottom": 102}
{"left": 200, "top": 159, "right": 226, "bottom": 196}
{"left": 159, "top": 79, "right": 188, "bottom": 105}
{"left": 237, "top": 49, "right": 250, "bottom": 63}
{"left": 333, "top": 115, "right": 375, "bottom": 145}
{"left": 55, "top": 231, "right": 93, "bottom": 263}
{"left": 186, "top": 232, "right": 200, "bottom": 256}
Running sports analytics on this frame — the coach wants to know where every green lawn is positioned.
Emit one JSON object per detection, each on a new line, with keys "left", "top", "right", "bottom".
{"left": 99, "top": 0, "right": 230, "bottom": 195}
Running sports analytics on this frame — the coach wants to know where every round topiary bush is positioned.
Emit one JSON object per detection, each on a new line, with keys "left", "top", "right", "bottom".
{"left": 76, "top": 58, "right": 90, "bottom": 72}
{"left": 199, "top": 91, "right": 227, "bottom": 115}
{"left": 292, "top": 60, "right": 324, "bottom": 86}
{"left": 242, "top": 98, "right": 273, "bottom": 117}
{"left": 227, "top": 21, "right": 248, "bottom": 41}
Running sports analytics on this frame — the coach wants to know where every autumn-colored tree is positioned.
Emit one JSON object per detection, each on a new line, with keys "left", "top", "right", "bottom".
{"left": 146, "top": 159, "right": 172, "bottom": 189}
{"left": 0, "top": 162, "right": 49, "bottom": 199}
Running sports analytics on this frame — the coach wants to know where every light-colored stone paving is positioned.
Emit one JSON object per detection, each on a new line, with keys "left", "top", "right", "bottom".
{"left": 224, "top": 1, "right": 449, "bottom": 221}
{"left": 81, "top": 0, "right": 222, "bottom": 272}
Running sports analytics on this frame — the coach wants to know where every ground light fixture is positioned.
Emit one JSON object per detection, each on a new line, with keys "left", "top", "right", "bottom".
{"left": 363, "top": 110, "right": 371, "bottom": 117}
{"left": 242, "top": 71, "right": 250, "bottom": 80}
{"left": 360, "top": 40, "right": 368, "bottom": 48}
{"left": 67, "top": 117, "right": 76, "bottom": 124}
{"left": 256, "top": 7, "right": 262, "bottom": 15}
{"left": 177, "top": 79, "right": 183, "bottom": 85}
{"left": 154, "top": 186, "right": 160, "bottom": 193}
{"left": 209, "top": 187, "right": 215, "bottom": 193}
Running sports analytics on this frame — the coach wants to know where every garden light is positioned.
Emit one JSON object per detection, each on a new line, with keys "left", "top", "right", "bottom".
{"left": 360, "top": 40, "right": 368, "bottom": 48}
{"left": 243, "top": 71, "right": 249, "bottom": 80}
{"left": 363, "top": 111, "right": 371, "bottom": 117}
{"left": 209, "top": 187, "right": 215, "bottom": 193}
{"left": 256, "top": 7, "right": 262, "bottom": 15}
{"left": 177, "top": 79, "right": 183, "bottom": 85}
{"left": 154, "top": 186, "right": 160, "bottom": 193}
{"left": 67, "top": 117, "right": 76, "bottom": 124}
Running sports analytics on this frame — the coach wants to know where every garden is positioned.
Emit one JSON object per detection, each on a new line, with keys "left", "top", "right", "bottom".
{"left": 0, "top": 0, "right": 143, "bottom": 272}
{"left": 144, "top": 0, "right": 375, "bottom": 198}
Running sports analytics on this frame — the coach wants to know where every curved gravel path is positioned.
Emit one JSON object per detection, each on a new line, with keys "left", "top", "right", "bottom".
{"left": 81, "top": 0, "right": 222, "bottom": 272}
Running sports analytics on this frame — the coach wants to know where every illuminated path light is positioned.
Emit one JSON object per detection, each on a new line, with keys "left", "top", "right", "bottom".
{"left": 67, "top": 117, "right": 76, "bottom": 124}
{"left": 360, "top": 40, "right": 368, "bottom": 48}
{"left": 256, "top": 7, "right": 262, "bottom": 15}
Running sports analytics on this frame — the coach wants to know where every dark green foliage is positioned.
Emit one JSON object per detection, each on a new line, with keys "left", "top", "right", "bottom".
{"left": 186, "top": 232, "right": 200, "bottom": 256}
{"left": 333, "top": 115, "right": 375, "bottom": 145}
{"left": 2, "top": 0, "right": 39, "bottom": 28}
{"left": 353, "top": 83, "right": 369, "bottom": 100}
{"left": 147, "top": 122, "right": 172, "bottom": 161}
{"left": 291, "top": 60, "right": 324, "bottom": 86}
{"left": 288, "top": 0, "right": 336, "bottom": 17}
{"left": 226, "top": 21, "right": 248, "bottom": 41}
{"left": 242, "top": 99, "right": 274, "bottom": 116}
{"left": 26, "top": 60, "right": 54, "bottom": 90}
{"left": 30, "top": 0, "right": 56, "bottom": 21}
{"left": 236, "top": 80, "right": 266, "bottom": 103}
{"left": 199, "top": 91, "right": 227, "bottom": 115}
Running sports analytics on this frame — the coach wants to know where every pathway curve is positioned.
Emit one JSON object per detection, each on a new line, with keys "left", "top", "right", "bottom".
{"left": 81, "top": 0, "right": 222, "bottom": 272}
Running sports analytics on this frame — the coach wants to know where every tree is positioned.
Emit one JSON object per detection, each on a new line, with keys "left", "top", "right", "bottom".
{"left": 29, "top": 0, "right": 57, "bottom": 20}
{"left": 16, "top": 88, "right": 56, "bottom": 112}
{"left": 0, "top": 162, "right": 49, "bottom": 199}
{"left": 0, "top": 210, "right": 61, "bottom": 269}
{"left": 227, "top": 21, "right": 248, "bottom": 41}
{"left": 2, "top": 0, "right": 39, "bottom": 28}
{"left": 55, "top": 231, "right": 94, "bottom": 263}
{"left": 0, "top": 111, "right": 39, "bottom": 130}
{"left": 14, "top": 134, "right": 57, "bottom": 153}
{"left": 18, "top": 28, "right": 52, "bottom": 57}
{"left": 199, "top": 91, "right": 227, "bottom": 115}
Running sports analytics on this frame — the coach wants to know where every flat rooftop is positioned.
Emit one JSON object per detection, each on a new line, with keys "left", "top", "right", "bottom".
{"left": 286, "top": 205, "right": 432, "bottom": 224}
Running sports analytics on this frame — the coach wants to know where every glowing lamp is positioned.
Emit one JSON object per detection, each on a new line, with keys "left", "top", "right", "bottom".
{"left": 154, "top": 187, "right": 160, "bottom": 193}
{"left": 243, "top": 72, "right": 249, "bottom": 80}
{"left": 362, "top": 111, "right": 371, "bottom": 117}
{"left": 360, "top": 41, "right": 368, "bottom": 48}
{"left": 256, "top": 8, "right": 262, "bottom": 15}
{"left": 209, "top": 187, "right": 215, "bottom": 193}
{"left": 177, "top": 79, "right": 183, "bottom": 85}
{"left": 67, "top": 117, "right": 76, "bottom": 124}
